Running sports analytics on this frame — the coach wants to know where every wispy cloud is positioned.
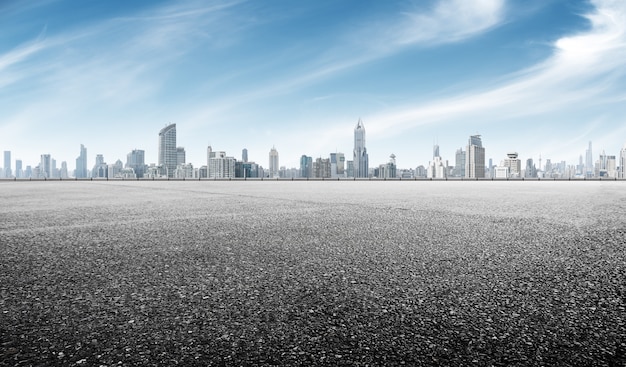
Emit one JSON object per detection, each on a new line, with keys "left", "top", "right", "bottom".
{"left": 363, "top": 0, "right": 626, "bottom": 138}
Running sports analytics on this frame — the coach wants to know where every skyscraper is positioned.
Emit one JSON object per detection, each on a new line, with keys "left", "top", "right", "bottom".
{"left": 15, "top": 160, "right": 22, "bottom": 179}
{"left": 158, "top": 123, "right": 177, "bottom": 178}
{"left": 269, "top": 146, "right": 279, "bottom": 178}
{"left": 502, "top": 152, "right": 522, "bottom": 178}
{"left": 353, "top": 119, "right": 368, "bottom": 178}
{"left": 453, "top": 148, "right": 465, "bottom": 177}
{"left": 465, "top": 135, "right": 485, "bottom": 179}
{"left": 242, "top": 148, "right": 248, "bottom": 163}
{"left": 585, "top": 141, "right": 593, "bottom": 178}
{"left": 3, "top": 151, "right": 11, "bottom": 178}
{"left": 176, "top": 147, "right": 186, "bottom": 166}
{"left": 208, "top": 151, "right": 236, "bottom": 178}
{"left": 126, "top": 149, "right": 146, "bottom": 178}
{"left": 75, "top": 144, "right": 88, "bottom": 178}
{"left": 40, "top": 154, "right": 51, "bottom": 179}
{"left": 620, "top": 144, "right": 626, "bottom": 179}
{"left": 300, "top": 155, "right": 312, "bottom": 178}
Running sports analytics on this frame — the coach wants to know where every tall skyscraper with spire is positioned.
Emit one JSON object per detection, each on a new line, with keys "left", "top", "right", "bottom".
{"left": 158, "top": 123, "right": 177, "bottom": 178}
{"left": 269, "top": 146, "right": 279, "bottom": 178}
{"left": 353, "top": 119, "right": 368, "bottom": 178}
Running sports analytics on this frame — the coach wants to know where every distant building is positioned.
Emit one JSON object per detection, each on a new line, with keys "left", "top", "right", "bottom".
{"left": 59, "top": 161, "right": 69, "bottom": 179}
{"left": 353, "top": 119, "right": 369, "bottom": 178}
{"left": 158, "top": 123, "right": 177, "bottom": 178}
{"left": 525, "top": 158, "right": 537, "bottom": 178}
{"left": 40, "top": 154, "right": 51, "bottom": 178}
{"left": 126, "top": 149, "right": 146, "bottom": 178}
{"left": 452, "top": 148, "right": 465, "bottom": 177}
{"left": 502, "top": 152, "right": 522, "bottom": 178}
{"left": 620, "top": 144, "right": 626, "bottom": 179}
{"left": 175, "top": 163, "right": 195, "bottom": 179}
{"left": 235, "top": 161, "right": 259, "bottom": 178}
{"left": 494, "top": 166, "right": 509, "bottom": 179}
{"left": 346, "top": 160, "right": 354, "bottom": 178}
{"left": 3, "top": 151, "right": 11, "bottom": 178}
{"left": 242, "top": 148, "right": 248, "bottom": 163}
{"left": 313, "top": 158, "right": 331, "bottom": 178}
{"left": 415, "top": 165, "right": 427, "bottom": 178}
{"left": 465, "top": 135, "right": 485, "bottom": 179}
{"left": 176, "top": 147, "right": 186, "bottom": 166}
{"left": 92, "top": 154, "right": 107, "bottom": 178}
{"left": 428, "top": 156, "right": 447, "bottom": 179}
{"left": 300, "top": 155, "right": 312, "bottom": 178}
{"left": 75, "top": 144, "right": 88, "bottom": 178}
{"left": 208, "top": 151, "right": 236, "bottom": 178}
{"left": 585, "top": 141, "right": 593, "bottom": 178}
{"left": 269, "top": 146, "right": 279, "bottom": 178}
{"left": 108, "top": 160, "right": 123, "bottom": 178}
{"left": 15, "top": 159, "right": 22, "bottom": 179}
{"left": 380, "top": 154, "right": 397, "bottom": 179}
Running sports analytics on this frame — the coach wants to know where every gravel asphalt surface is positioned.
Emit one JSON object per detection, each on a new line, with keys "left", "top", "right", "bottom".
{"left": 1, "top": 180, "right": 625, "bottom": 366}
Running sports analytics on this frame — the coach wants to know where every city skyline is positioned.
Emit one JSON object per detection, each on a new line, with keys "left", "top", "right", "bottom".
{"left": 2, "top": 1, "right": 626, "bottom": 168}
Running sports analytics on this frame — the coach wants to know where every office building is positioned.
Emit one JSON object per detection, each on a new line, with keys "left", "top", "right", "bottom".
{"left": 313, "top": 158, "right": 331, "bottom": 178}
{"left": 585, "top": 141, "right": 593, "bottom": 178}
{"left": 208, "top": 151, "right": 236, "bottom": 178}
{"left": 502, "top": 152, "right": 522, "bottom": 178}
{"left": 126, "top": 149, "right": 146, "bottom": 178}
{"left": 620, "top": 144, "right": 626, "bottom": 179}
{"left": 15, "top": 159, "right": 22, "bottom": 179}
{"left": 269, "top": 146, "right": 279, "bottom": 178}
{"left": 92, "top": 154, "right": 107, "bottom": 178}
{"left": 465, "top": 135, "right": 485, "bottom": 179}
{"left": 242, "top": 149, "right": 248, "bottom": 163}
{"left": 158, "top": 123, "right": 177, "bottom": 178}
{"left": 3, "top": 151, "right": 11, "bottom": 178}
{"left": 353, "top": 119, "right": 369, "bottom": 178}
{"left": 176, "top": 147, "right": 186, "bottom": 166}
{"left": 75, "top": 144, "right": 88, "bottom": 178}
{"left": 300, "top": 155, "right": 312, "bottom": 178}
{"left": 40, "top": 154, "right": 51, "bottom": 179}
{"left": 452, "top": 148, "right": 465, "bottom": 177}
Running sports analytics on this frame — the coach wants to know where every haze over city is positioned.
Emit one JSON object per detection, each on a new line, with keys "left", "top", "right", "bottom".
{"left": 2, "top": 0, "right": 626, "bottom": 173}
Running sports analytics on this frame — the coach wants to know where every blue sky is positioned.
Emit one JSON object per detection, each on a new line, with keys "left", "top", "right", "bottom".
{"left": 1, "top": 0, "right": 626, "bottom": 170}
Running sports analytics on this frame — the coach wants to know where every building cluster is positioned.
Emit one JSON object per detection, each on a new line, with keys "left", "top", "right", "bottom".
{"left": 2, "top": 121, "right": 626, "bottom": 180}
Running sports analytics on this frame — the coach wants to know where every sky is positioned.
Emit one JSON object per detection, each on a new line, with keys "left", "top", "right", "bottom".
{"left": 2, "top": 0, "right": 626, "bottom": 171}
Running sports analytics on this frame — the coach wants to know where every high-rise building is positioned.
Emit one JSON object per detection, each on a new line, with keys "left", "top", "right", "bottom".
{"left": 433, "top": 144, "right": 440, "bottom": 159}
{"left": 353, "top": 119, "right": 368, "bottom": 178}
{"left": 525, "top": 158, "right": 537, "bottom": 178}
{"left": 620, "top": 144, "right": 626, "bottom": 179}
{"left": 313, "top": 157, "right": 331, "bottom": 178}
{"left": 92, "top": 154, "right": 107, "bottom": 178}
{"left": 585, "top": 141, "right": 593, "bottom": 178}
{"left": 158, "top": 123, "right": 177, "bottom": 178}
{"left": 383, "top": 154, "right": 397, "bottom": 179}
{"left": 502, "top": 152, "right": 522, "bottom": 178}
{"left": 269, "top": 146, "right": 279, "bottom": 178}
{"left": 242, "top": 149, "right": 248, "bottom": 163}
{"left": 300, "top": 155, "right": 312, "bottom": 178}
{"left": 40, "top": 154, "right": 51, "bottom": 179}
{"left": 465, "top": 135, "right": 485, "bottom": 179}
{"left": 3, "top": 151, "right": 11, "bottom": 178}
{"left": 75, "top": 144, "right": 88, "bottom": 178}
{"left": 176, "top": 147, "right": 186, "bottom": 166}
{"left": 15, "top": 159, "right": 22, "bottom": 179}
{"left": 59, "top": 161, "right": 69, "bottom": 179}
{"left": 126, "top": 149, "right": 146, "bottom": 178}
{"left": 208, "top": 151, "right": 236, "bottom": 178}
{"left": 453, "top": 148, "right": 465, "bottom": 177}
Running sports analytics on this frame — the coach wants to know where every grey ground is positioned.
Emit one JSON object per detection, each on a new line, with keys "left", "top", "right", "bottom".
{"left": 1, "top": 181, "right": 625, "bottom": 366}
